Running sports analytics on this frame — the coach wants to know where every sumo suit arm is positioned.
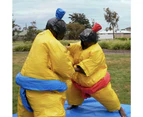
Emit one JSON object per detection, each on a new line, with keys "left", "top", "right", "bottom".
{"left": 77, "top": 51, "right": 105, "bottom": 76}
{"left": 48, "top": 40, "right": 75, "bottom": 80}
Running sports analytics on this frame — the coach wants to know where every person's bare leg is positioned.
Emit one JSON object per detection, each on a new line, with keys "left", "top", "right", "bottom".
{"left": 66, "top": 105, "right": 78, "bottom": 110}
{"left": 119, "top": 107, "right": 126, "bottom": 117}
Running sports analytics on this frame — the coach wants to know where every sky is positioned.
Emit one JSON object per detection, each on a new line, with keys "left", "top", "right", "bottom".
{"left": 13, "top": 0, "right": 131, "bottom": 31}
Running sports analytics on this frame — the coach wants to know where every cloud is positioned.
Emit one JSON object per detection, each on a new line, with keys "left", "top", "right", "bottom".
{"left": 121, "top": 0, "right": 131, "bottom": 5}
{"left": 13, "top": 0, "right": 131, "bottom": 30}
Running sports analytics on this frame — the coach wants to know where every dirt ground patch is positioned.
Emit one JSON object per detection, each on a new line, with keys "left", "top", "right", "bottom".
{"left": 103, "top": 49, "right": 130, "bottom": 54}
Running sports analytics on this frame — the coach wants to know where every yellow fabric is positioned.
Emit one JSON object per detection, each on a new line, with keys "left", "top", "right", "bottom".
{"left": 21, "top": 30, "right": 74, "bottom": 81}
{"left": 66, "top": 42, "right": 120, "bottom": 112}
{"left": 18, "top": 30, "right": 75, "bottom": 117}
{"left": 18, "top": 90, "right": 66, "bottom": 117}
{"left": 17, "top": 88, "right": 34, "bottom": 117}
{"left": 68, "top": 42, "right": 107, "bottom": 87}
{"left": 66, "top": 80, "right": 84, "bottom": 105}
{"left": 66, "top": 82, "right": 120, "bottom": 112}
{"left": 90, "top": 82, "right": 120, "bottom": 112}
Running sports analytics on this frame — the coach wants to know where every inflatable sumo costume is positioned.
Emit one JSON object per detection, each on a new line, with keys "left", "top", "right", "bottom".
{"left": 66, "top": 23, "right": 121, "bottom": 112}
{"left": 15, "top": 8, "right": 75, "bottom": 117}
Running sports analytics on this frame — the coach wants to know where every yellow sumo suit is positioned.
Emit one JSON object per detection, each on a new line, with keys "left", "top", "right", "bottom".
{"left": 16, "top": 8, "right": 75, "bottom": 117}
{"left": 66, "top": 23, "right": 121, "bottom": 112}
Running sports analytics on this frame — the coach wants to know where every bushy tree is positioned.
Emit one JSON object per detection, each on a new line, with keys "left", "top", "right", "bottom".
{"left": 23, "top": 21, "right": 38, "bottom": 42}
{"left": 104, "top": 8, "right": 119, "bottom": 39}
{"left": 69, "top": 13, "right": 91, "bottom": 28}
{"left": 12, "top": 20, "right": 21, "bottom": 41}
{"left": 66, "top": 23, "right": 85, "bottom": 40}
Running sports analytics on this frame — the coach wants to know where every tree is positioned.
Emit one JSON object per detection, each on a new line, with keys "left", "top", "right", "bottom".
{"left": 66, "top": 23, "right": 85, "bottom": 40}
{"left": 12, "top": 20, "right": 21, "bottom": 41}
{"left": 69, "top": 13, "right": 91, "bottom": 28}
{"left": 104, "top": 8, "right": 119, "bottom": 39}
{"left": 91, "top": 18, "right": 95, "bottom": 27}
{"left": 23, "top": 21, "right": 38, "bottom": 42}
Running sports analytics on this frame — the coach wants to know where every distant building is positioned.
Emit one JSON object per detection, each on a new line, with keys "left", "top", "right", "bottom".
{"left": 121, "top": 27, "right": 131, "bottom": 31}
{"left": 98, "top": 27, "right": 131, "bottom": 40}
{"left": 98, "top": 30, "right": 114, "bottom": 40}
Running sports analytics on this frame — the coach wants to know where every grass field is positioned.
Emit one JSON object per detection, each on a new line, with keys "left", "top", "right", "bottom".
{"left": 13, "top": 52, "right": 130, "bottom": 114}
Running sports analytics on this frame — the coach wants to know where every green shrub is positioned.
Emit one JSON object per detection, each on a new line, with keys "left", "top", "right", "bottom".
{"left": 122, "top": 40, "right": 131, "bottom": 50}
{"left": 110, "top": 40, "right": 130, "bottom": 50}
{"left": 13, "top": 45, "right": 32, "bottom": 51}
{"left": 110, "top": 43, "right": 123, "bottom": 50}
{"left": 115, "top": 38, "right": 131, "bottom": 41}
{"left": 13, "top": 40, "right": 130, "bottom": 52}
{"left": 99, "top": 40, "right": 131, "bottom": 50}
{"left": 98, "top": 41, "right": 111, "bottom": 49}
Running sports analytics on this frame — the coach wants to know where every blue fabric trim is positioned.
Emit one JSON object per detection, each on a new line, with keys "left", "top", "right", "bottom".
{"left": 13, "top": 97, "right": 131, "bottom": 117}
{"left": 16, "top": 72, "right": 67, "bottom": 92}
{"left": 20, "top": 88, "right": 33, "bottom": 112}
{"left": 15, "top": 72, "right": 67, "bottom": 112}
{"left": 65, "top": 98, "right": 131, "bottom": 117}
{"left": 56, "top": 8, "right": 65, "bottom": 20}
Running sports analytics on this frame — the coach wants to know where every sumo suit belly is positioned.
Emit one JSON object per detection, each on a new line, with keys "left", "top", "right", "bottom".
{"left": 17, "top": 30, "right": 74, "bottom": 117}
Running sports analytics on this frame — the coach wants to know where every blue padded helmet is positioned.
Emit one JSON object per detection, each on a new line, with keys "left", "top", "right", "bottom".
{"left": 45, "top": 8, "right": 66, "bottom": 40}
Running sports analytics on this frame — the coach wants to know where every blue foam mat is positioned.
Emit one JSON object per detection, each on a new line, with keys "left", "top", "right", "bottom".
{"left": 13, "top": 97, "right": 131, "bottom": 117}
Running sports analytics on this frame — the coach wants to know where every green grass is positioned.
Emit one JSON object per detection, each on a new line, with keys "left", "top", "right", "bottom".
{"left": 105, "top": 54, "right": 130, "bottom": 104}
{"left": 13, "top": 52, "right": 130, "bottom": 114}
{"left": 13, "top": 52, "right": 28, "bottom": 113}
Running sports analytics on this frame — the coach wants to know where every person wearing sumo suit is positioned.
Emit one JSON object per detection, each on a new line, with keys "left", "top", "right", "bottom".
{"left": 65, "top": 23, "right": 126, "bottom": 117}
{"left": 15, "top": 8, "right": 75, "bottom": 117}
